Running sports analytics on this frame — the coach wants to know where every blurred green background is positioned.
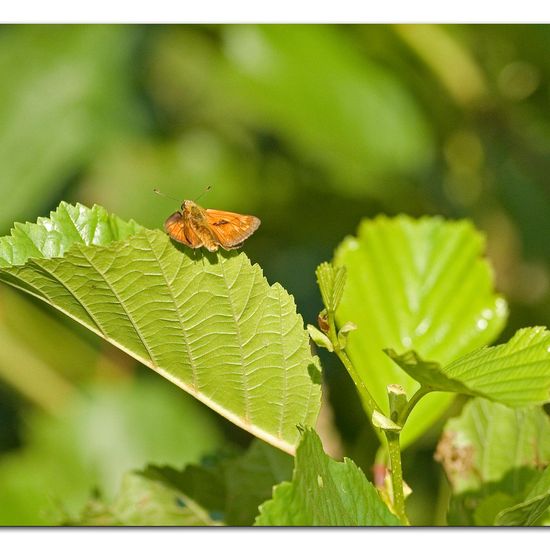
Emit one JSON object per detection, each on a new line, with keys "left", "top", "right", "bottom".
{"left": 0, "top": 24, "right": 548, "bottom": 525}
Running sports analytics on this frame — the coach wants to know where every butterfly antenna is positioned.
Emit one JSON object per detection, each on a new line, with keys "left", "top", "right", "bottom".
{"left": 153, "top": 188, "right": 180, "bottom": 203}
{"left": 194, "top": 185, "right": 212, "bottom": 203}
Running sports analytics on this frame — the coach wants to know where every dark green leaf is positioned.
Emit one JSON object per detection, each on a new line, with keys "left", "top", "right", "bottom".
{"left": 0, "top": 378, "right": 223, "bottom": 525}
{"left": 496, "top": 466, "right": 550, "bottom": 526}
{"left": 144, "top": 439, "right": 294, "bottom": 526}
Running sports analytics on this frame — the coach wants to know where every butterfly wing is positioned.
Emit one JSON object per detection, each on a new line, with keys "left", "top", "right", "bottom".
{"left": 205, "top": 209, "right": 261, "bottom": 250}
{"left": 164, "top": 211, "right": 204, "bottom": 248}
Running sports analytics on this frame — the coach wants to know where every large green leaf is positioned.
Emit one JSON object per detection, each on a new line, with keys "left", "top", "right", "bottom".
{"left": 386, "top": 327, "right": 550, "bottom": 407}
{"left": 0, "top": 25, "right": 140, "bottom": 231}
{"left": 254, "top": 428, "right": 400, "bottom": 526}
{"left": 436, "top": 398, "right": 550, "bottom": 525}
{"left": 0, "top": 202, "right": 321, "bottom": 454}
{"left": 334, "top": 215, "right": 508, "bottom": 446}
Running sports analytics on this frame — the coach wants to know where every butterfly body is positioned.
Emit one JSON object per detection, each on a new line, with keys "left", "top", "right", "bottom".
{"left": 164, "top": 199, "right": 261, "bottom": 252}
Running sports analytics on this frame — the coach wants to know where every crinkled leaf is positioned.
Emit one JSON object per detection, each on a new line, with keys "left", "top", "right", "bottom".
{"left": 387, "top": 327, "right": 550, "bottom": 408}
{"left": 0, "top": 202, "right": 321, "bottom": 454}
{"left": 334, "top": 215, "right": 508, "bottom": 447}
{"left": 0, "top": 202, "right": 140, "bottom": 267}
{"left": 254, "top": 428, "right": 400, "bottom": 526}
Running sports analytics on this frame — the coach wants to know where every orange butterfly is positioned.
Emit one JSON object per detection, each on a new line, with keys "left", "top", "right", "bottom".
{"left": 164, "top": 199, "right": 261, "bottom": 252}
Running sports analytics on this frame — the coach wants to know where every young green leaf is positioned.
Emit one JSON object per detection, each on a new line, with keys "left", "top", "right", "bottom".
{"left": 443, "top": 327, "right": 550, "bottom": 407}
{"left": 315, "top": 262, "right": 346, "bottom": 313}
{"left": 337, "top": 321, "right": 357, "bottom": 350}
{"left": 254, "top": 427, "right": 401, "bottom": 526}
{"left": 0, "top": 202, "right": 321, "bottom": 454}
{"left": 334, "top": 215, "right": 507, "bottom": 446}
{"left": 371, "top": 410, "right": 402, "bottom": 432}
{"left": 307, "top": 324, "right": 333, "bottom": 352}
{"left": 384, "top": 348, "right": 472, "bottom": 395}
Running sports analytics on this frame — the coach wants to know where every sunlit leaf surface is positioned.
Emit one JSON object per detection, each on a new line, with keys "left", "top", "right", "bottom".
{"left": 0, "top": 203, "right": 321, "bottom": 454}
{"left": 387, "top": 327, "right": 550, "bottom": 407}
{"left": 334, "top": 215, "right": 507, "bottom": 446}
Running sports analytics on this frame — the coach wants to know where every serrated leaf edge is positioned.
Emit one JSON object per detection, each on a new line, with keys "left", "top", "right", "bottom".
{"left": 0, "top": 229, "right": 314, "bottom": 456}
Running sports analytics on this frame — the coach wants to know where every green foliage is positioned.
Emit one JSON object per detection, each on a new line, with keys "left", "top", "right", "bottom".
{"left": 0, "top": 25, "right": 140, "bottom": 232}
{"left": 496, "top": 466, "right": 550, "bottom": 526}
{"left": 0, "top": 203, "right": 321, "bottom": 454}
{"left": 438, "top": 398, "right": 550, "bottom": 525}
{"left": 315, "top": 262, "right": 346, "bottom": 313}
{"left": 71, "top": 470, "right": 221, "bottom": 526}
{"left": 386, "top": 327, "right": 550, "bottom": 407}
{"left": 0, "top": 377, "right": 222, "bottom": 525}
{"left": 333, "top": 215, "right": 508, "bottom": 446}
{"left": 254, "top": 428, "right": 400, "bottom": 526}
{"left": 442, "top": 327, "right": 550, "bottom": 407}
{"left": 216, "top": 26, "right": 434, "bottom": 194}
{"left": 0, "top": 202, "right": 140, "bottom": 267}
{"left": 72, "top": 438, "right": 293, "bottom": 526}
{"left": 1, "top": 24, "right": 550, "bottom": 526}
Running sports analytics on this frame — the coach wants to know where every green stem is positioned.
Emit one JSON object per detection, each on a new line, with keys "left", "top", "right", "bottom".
{"left": 385, "top": 431, "right": 409, "bottom": 525}
{"left": 324, "top": 309, "right": 417, "bottom": 525}
{"left": 326, "top": 311, "right": 380, "bottom": 421}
